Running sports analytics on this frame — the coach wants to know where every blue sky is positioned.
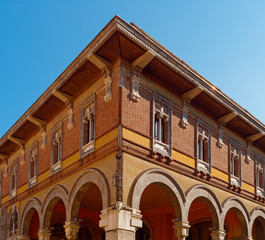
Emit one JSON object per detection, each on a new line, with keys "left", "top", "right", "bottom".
{"left": 1, "top": 1, "right": 265, "bottom": 138}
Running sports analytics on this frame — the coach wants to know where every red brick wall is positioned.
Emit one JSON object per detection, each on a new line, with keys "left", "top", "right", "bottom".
{"left": 96, "top": 76, "right": 119, "bottom": 139}
{"left": 241, "top": 149, "right": 254, "bottom": 185}
{"left": 211, "top": 131, "right": 229, "bottom": 173}
{"left": 17, "top": 152, "right": 29, "bottom": 188}
{"left": 62, "top": 108, "right": 80, "bottom": 160}
{"left": 172, "top": 106, "right": 195, "bottom": 158}
{"left": 38, "top": 133, "right": 51, "bottom": 175}
{"left": 122, "top": 83, "right": 152, "bottom": 138}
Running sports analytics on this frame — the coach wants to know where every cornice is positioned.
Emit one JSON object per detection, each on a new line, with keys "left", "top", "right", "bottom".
{"left": 1, "top": 15, "right": 265, "bottom": 158}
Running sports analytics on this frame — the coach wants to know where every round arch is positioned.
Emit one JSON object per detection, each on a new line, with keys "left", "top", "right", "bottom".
{"left": 128, "top": 168, "right": 185, "bottom": 219}
{"left": 184, "top": 184, "right": 222, "bottom": 229}
{"left": 250, "top": 207, "right": 265, "bottom": 236}
{"left": 41, "top": 184, "right": 68, "bottom": 229}
{"left": 67, "top": 168, "right": 110, "bottom": 220}
{"left": 221, "top": 197, "right": 250, "bottom": 236}
{"left": 19, "top": 197, "right": 41, "bottom": 235}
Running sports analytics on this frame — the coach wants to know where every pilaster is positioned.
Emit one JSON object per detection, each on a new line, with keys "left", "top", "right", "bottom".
{"left": 64, "top": 221, "right": 80, "bottom": 240}
{"left": 173, "top": 220, "right": 190, "bottom": 240}
{"left": 38, "top": 229, "right": 51, "bottom": 240}
{"left": 99, "top": 202, "right": 142, "bottom": 240}
{"left": 210, "top": 229, "right": 226, "bottom": 240}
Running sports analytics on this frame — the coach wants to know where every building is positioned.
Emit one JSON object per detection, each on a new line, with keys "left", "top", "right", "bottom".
{"left": 0, "top": 15, "right": 265, "bottom": 240}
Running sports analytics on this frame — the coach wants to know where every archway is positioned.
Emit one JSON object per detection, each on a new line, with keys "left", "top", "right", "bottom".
{"left": 221, "top": 197, "right": 250, "bottom": 239}
{"left": 130, "top": 169, "right": 185, "bottom": 240}
{"left": 185, "top": 185, "right": 221, "bottom": 240}
{"left": 68, "top": 169, "right": 110, "bottom": 239}
{"left": 250, "top": 208, "right": 265, "bottom": 240}
{"left": 20, "top": 198, "right": 41, "bottom": 240}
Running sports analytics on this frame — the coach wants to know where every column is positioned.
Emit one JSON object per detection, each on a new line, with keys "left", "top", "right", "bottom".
{"left": 64, "top": 220, "right": 80, "bottom": 240}
{"left": 38, "top": 229, "right": 51, "bottom": 240}
{"left": 211, "top": 229, "right": 226, "bottom": 240}
{"left": 172, "top": 220, "right": 190, "bottom": 240}
{"left": 99, "top": 202, "right": 142, "bottom": 240}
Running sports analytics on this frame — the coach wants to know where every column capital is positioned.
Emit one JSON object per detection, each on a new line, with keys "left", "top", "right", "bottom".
{"left": 210, "top": 229, "right": 226, "bottom": 240}
{"left": 172, "top": 220, "right": 190, "bottom": 240}
{"left": 64, "top": 220, "right": 80, "bottom": 240}
{"left": 38, "top": 229, "right": 51, "bottom": 240}
{"left": 99, "top": 202, "right": 142, "bottom": 233}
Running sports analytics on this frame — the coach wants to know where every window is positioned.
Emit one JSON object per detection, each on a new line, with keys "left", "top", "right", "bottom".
{"left": 51, "top": 124, "right": 62, "bottom": 173}
{"left": 256, "top": 157, "right": 264, "bottom": 197}
{"left": 196, "top": 122, "right": 211, "bottom": 173}
{"left": 29, "top": 143, "right": 38, "bottom": 187}
{"left": 230, "top": 142, "right": 241, "bottom": 187}
{"left": 81, "top": 97, "right": 95, "bottom": 156}
{"left": 10, "top": 161, "right": 17, "bottom": 198}
{"left": 152, "top": 94, "right": 171, "bottom": 156}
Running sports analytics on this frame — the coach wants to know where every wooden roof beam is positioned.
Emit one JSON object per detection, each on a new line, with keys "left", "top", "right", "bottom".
{"left": 27, "top": 116, "right": 46, "bottom": 127}
{"left": 8, "top": 136, "right": 25, "bottom": 146}
{"left": 182, "top": 86, "right": 203, "bottom": 101}
{"left": 132, "top": 50, "right": 155, "bottom": 69}
{"left": 247, "top": 132, "right": 265, "bottom": 142}
{"left": 87, "top": 53, "right": 112, "bottom": 70}
{"left": 52, "top": 90, "right": 74, "bottom": 104}
{"left": 218, "top": 112, "right": 237, "bottom": 124}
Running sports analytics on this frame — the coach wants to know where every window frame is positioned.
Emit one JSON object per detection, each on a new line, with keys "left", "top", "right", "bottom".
{"left": 196, "top": 120, "right": 211, "bottom": 174}
{"left": 152, "top": 93, "right": 172, "bottom": 157}
{"left": 28, "top": 142, "right": 38, "bottom": 188}
{"left": 80, "top": 95, "right": 96, "bottom": 157}
{"left": 255, "top": 155, "right": 265, "bottom": 197}
{"left": 229, "top": 140, "right": 241, "bottom": 187}
{"left": 50, "top": 122, "right": 63, "bottom": 174}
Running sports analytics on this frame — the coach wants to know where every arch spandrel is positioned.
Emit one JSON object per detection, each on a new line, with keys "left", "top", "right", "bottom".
{"left": 40, "top": 184, "right": 68, "bottom": 229}
{"left": 184, "top": 184, "right": 222, "bottom": 229}
{"left": 67, "top": 168, "right": 110, "bottom": 221}
{"left": 128, "top": 168, "right": 185, "bottom": 219}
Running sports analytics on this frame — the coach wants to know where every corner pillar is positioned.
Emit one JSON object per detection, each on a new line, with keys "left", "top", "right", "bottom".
{"left": 64, "top": 221, "right": 80, "bottom": 240}
{"left": 38, "top": 229, "right": 51, "bottom": 240}
{"left": 173, "top": 220, "right": 190, "bottom": 240}
{"left": 99, "top": 202, "right": 142, "bottom": 240}
{"left": 210, "top": 229, "right": 226, "bottom": 240}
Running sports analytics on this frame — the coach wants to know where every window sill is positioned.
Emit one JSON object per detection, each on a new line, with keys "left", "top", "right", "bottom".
{"left": 29, "top": 176, "right": 37, "bottom": 187}
{"left": 197, "top": 160, "right": 210, "bottom": 173}
{"left": 153, "top": 140, "right": 169, "bottom": 156}
{"left": 10, "top": 189, "right": 16, "bottom": 198}
{"left": 52, "top": 161, "right": 61, "bottom": 173}
{"left": 82, "top": 140, "right": 94, "bottom": 154}
{"left": 256, "top": 187, "right": 264, "bottom": 198}
{"left": 230, "top": 175, "right": 240, "bottom": 187}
